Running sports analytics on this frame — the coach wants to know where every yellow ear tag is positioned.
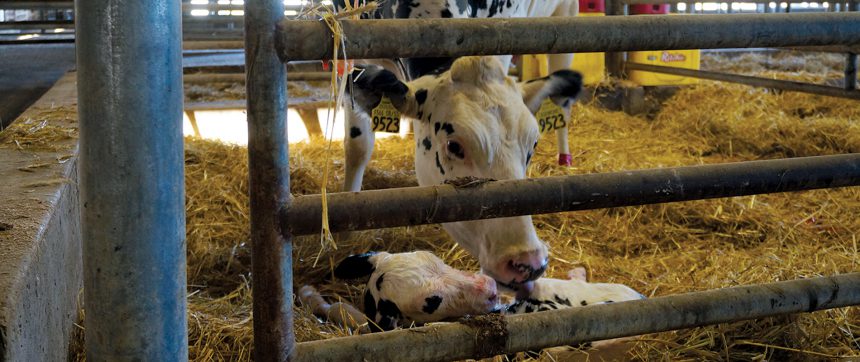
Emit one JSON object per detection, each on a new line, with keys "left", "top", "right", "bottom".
{"left": 371, "top": 97, "right": 401, "bottom": 133}
{"left": 535, "top": 98, "right": 566, "bottom": 135}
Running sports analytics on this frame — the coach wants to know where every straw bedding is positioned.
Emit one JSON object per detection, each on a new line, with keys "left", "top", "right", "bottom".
{"left": 60, "top": 51, "right": 860, "bottom": 360}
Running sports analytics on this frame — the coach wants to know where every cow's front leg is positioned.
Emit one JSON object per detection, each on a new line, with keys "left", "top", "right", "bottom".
{"left": 343, "top": 101, "right": 376, "bottom": 192}
{"left": 548, "top": 53, "right": 575, "bottom": 166}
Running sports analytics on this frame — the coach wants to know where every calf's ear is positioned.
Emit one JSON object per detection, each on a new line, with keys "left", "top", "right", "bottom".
{"left": 334, "top": 252, "right": 379, "bottom": 280}
{"left": 519, "top": 69, "right": 584, "bottom": 114}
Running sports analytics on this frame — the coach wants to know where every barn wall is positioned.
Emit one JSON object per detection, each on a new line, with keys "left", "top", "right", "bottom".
{"left": 0, "top": 73, "right": 82, "bottom": 361}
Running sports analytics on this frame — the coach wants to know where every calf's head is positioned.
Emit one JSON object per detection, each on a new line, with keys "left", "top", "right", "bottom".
{"left": 350, "top": 57, "right": 583, "bottom": 289}
{"left": 334, "top": 251, "right": 499, "bottom": 330}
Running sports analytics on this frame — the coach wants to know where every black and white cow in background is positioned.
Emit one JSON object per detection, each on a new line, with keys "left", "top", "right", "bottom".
{"left": 347, "top": 56, "right": 583, "bottom": 291}
{"left": 333, "top": 251, "right": 645, "bottom": 331}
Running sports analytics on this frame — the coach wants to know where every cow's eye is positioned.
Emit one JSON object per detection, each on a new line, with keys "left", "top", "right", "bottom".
{"left": 446, "top": 140, "right": 465, "bottom": 159}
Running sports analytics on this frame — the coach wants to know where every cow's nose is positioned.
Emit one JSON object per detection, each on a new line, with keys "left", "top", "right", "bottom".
{"left": 506, "top": 252, "right": 548, "bottom": 284}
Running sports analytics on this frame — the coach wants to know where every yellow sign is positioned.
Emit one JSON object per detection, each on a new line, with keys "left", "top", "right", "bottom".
{"left": 371, "top": 97, "right": 401, "bottom": 133}
{"left": 535, "top": 98, "right": 566, "bottom": 135}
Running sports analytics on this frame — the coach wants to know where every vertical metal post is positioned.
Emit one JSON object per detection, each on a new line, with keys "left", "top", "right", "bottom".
{"left": 846, "top": 1, "right": 858, "bottom": 90}
{"left": 76, "top": 0, "right": 187, "bottom": 360}
{"left": 846, "top": 53, "right": 858, "bottom": 90}
{"left": 245, "top": 0, "right": 294, "bottom": 360}
{"left": 605, "top": 0, "right": 626, "bottom": 79}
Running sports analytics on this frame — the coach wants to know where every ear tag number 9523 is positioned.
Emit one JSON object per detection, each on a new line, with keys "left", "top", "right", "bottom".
{"left": 535, "top": 98, "right": 566, "bottom": 135}
{"left": 371, "top": 97, "right": 401, "bottom": 133}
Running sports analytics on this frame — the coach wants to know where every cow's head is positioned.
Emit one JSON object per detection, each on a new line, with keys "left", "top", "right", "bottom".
{"left": 350, "top": 56, "right": 583, "bottom": 291}
{"left": 334, "top": 251, "right": 499, "bottom": 330}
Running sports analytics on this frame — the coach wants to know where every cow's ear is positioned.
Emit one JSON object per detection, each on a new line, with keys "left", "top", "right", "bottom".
{"left": 519, "top": 70, "right": 583, "bottom": 114}
{"left": 334, "top": 252, "right": 379, "bottom": 280}
{"left": 349, "top": 66, "right": 417, "bottom": 116}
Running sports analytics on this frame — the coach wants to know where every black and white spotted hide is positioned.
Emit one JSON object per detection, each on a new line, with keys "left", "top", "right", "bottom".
{"left": 500, "top": 271, "right": 646, "bottom": 357}
{"left": 347, "top": 57, "right": 584, "bottom": 290}
{"left": 334, "top": 251, "right": 499, "bottom": 331}
{"left": 504, "top": 276, "right": 646, "bottom": 315}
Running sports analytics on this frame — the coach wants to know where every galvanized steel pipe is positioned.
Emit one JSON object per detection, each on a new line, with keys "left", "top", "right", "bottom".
{"left": 284, "top": 154, "right": 860, "bottom": 236}
{"left": 245, "top": 0, "right": 295, "bottom": 360}
{"left": 294, "top": 273, "right": 860, "bottom": 362}
{"left": 76, "top": 0, "right": 187, "bottom": 360}
{"left": 183, "top": 72, "right": 330, "bottom": 84}
{"left": 625, "top": 62, "right": 860, "bottom": 99}
{"left": 276, "top": 13, "right": 860, "bottom": 61}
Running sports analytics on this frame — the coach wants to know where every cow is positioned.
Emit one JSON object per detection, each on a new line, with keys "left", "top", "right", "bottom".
{"left": 347, "top": 56, "right": 583, "bottom": 290}
{"left": 332, "top": 251, "right": 645, "bottom": 331}
{"left": 339, "top": 0, "right": 581, "bottom": 196}
{"left": 334, "top": 0, "right": 582, "bottom": 289}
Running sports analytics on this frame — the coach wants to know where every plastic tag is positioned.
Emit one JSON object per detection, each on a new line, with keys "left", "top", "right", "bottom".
{"left": 535, "top": 98, "right": 566, "bottom": 135}
{"left": 321, "top": 59, "right": 354, "bottom": 76}
{"left": 371, "top": 97, "right": 401, "bottom": 133}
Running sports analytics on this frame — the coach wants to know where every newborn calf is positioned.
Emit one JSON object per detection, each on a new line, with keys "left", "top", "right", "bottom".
{"left": 334, "top": 251, "right": 500, "bottom": 331}
{"left": 334, "top": 251, "right": 645, "bottom": 332}
{"left": 505, "top": 268, "right": 646, "bottom": 315}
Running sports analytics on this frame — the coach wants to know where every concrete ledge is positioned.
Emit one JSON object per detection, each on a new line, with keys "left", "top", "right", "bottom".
{"left": 0, "top": 72, "right": 81, "bottom": 361}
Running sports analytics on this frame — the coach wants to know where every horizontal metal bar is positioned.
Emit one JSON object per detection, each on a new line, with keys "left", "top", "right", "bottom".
{"left": 0, "top": 1, "right": 73, "bottom": 10}
{"left": 184, "top": 17, "right": 245, "bottom": 25}
{"left": 183, "top": 71, "right": 329, "bottom": 84}
{"left": 180, "top": 3, "right": 309, "bottom": 11}
{"left": 0, "top": 35, "right": 73, "bottom": 44}
{"left": 294, "top": 273, "right": 860, "bottom": 362}
{"left": 284, "top": 154, "right": 860, "bottom": 236}
{"left": 183, "top": 40, "right": 244, "bottom": 50}
{"left": 781, "top": 45, "right": 860, "bottom": 53}
{"left": 0, "top": 20, "right": 72, "bottom": 30}
{"left": 625, "top": 62, "right": 860, "bottom": 100}
{"left": 276, "top": 13, "right": 860, "bottom": 61}
{"left": 184, "top": 98, "right": 329, "bottom": 111}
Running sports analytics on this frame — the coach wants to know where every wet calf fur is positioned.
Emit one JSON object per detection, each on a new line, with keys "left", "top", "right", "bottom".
{"left": 334, "top": 251, "right": 499, "bottom": 331}
{"left": 334, "top": 251, "right": 645, "bottom": 333}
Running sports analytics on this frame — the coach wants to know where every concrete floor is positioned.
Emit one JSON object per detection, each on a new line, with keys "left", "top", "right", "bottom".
{"left": 0, "top": 43, "right": 76, "bottom": 129}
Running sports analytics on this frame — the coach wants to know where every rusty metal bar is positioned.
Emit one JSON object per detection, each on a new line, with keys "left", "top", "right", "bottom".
{"left": 294, "top": 273, "right": 860, "bottom": 362}
{"left": 245, "top": 0, "right": 294, "bottom": 360}
{"left": 276, "top": 13, "right": 860, "bottom": 61}
{"left": 284, "top": 154, "right": 860, "bottom": 236}
{"left": 625, "top": 62, "right": 860, "bottom": 100}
